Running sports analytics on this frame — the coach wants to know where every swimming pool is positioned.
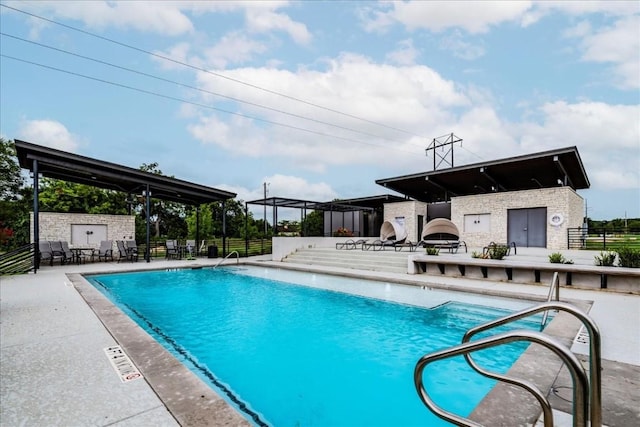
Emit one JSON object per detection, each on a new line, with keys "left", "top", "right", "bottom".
{"left": 88, "top": 266, "right": 542, "bottom": 426}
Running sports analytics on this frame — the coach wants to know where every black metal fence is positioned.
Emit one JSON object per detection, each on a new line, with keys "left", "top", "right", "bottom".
{"left": 0, "top": 243, "right": 36, "bottom": 275}
{"left": 568, "top": 227, "right": 640, "bottom": 250}
{"left": 140, "top": 238, "right": 272, "bottom": 260}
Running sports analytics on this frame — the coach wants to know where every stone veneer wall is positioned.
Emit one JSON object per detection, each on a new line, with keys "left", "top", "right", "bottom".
{"left": 30, "top": 212, "right": 135, "bottom": 251}
{"left": 450, "top": 187, "right": 584, "bottom": 250}
{"left": 383, "top": 201, "right": 428, "bottom": 242}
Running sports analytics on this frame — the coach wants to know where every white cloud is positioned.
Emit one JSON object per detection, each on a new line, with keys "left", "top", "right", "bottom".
{"left": 16, "top": 119, "right": 81, "bottom": 152}
{"left": 245, "top": 8, "right": 312, "bottom": 45}
{"left": 203, "top": 32, "right": 269, "bottom": 69}
{"left": 577, "top": 15, "right": 640, "bottom": 90}
{"left": 216, "top": 174, "right": 338, "bottom": 220}
{"left": 518, "top": 101, "right": 640, "bottom": 190}
{"left": 386, "top": 39, "right": 420, "bottom": 65}
{"left": 7, "top": 0, "right": 310, "bottom": 43}
{"left": 188, "top": 54, "right": 468, "bottom": 172}
{"left": 7, "top": 0, "right": 195, "bottom": 35}
{"left": 362, "top": 1, "right": 533, "bottom": 34}
{"left": 266, "top": 174, "right": 337, "bottom": 200}
{"left": 439, "top": 30, "right": 486, "bottom": 60}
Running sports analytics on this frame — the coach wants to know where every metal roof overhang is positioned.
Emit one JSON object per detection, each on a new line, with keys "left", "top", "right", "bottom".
{"left": 14, "top": 139, "right": 236, "bottom": 205}
{"left": 376, "top": 146, "right": 590, "bottom": 203}
{"left": 246, "top": 197, "right": 376, "bottom": 212}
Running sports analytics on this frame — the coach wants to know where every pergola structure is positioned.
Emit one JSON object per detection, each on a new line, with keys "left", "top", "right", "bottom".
{"left": 376, "top": 146, "right": 590, "bottom": 202}
{"left": 14, "top": 139, "right": 236, "bottom": 268}
{"left": 246, "top": 196, "right": 381, "bottom": 236}
{"left": 245, "top": 194, "right": 407, "bottom": 238}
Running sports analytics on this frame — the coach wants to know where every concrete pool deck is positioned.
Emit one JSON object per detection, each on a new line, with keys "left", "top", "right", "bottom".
{"left": 1, "top": 252, "right": 638, "bottom": 426}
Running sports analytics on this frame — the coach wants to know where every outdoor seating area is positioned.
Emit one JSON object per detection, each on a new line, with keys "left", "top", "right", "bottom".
{"left": 335, "top": 239, "right": 368, "bottom": 250}
{"left": 357, "top": 220, "right": 411, "bottom": 251}
{"left": 417, "top": 218, "right": 467, "bottom": 253}
{"left": 483, "top": 241, "right": 517, "bottom": 256}
{"left": 36, "top": 240, "right": 144, "bottom": 266}
{"left": 165, "top": 239, "right": 201, "bottom": 260}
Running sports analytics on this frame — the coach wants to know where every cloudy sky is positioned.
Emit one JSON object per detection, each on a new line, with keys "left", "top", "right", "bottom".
{"left": 1, "top": 1, "right": 638, "bottom": 220}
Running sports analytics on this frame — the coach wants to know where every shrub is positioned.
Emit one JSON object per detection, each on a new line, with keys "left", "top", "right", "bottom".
{"left": 425, "top": 247, "right": 440, "bottom": 255}
{"left": 487, "top": 245, "right": 508, "bottom": 260}
{"left": 549, "top": 252, "right": 573, "bottom": 264}
{"left": 617, "top": 247, "right": 640, "bottom": 268}
{"left": 333, "top": 227, "right": 353, "bottom": 237}
{"left": 594, "top": 251, "right": 617, "bottom": 267}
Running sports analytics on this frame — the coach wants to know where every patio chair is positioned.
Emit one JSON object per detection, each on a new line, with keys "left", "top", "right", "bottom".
{"left": 49, "top": 241, "right": 68, "bottom": 264}
{"left": 166, "top": 240, "right": 179, "bottom": 259}
{"left": 116, "top": 240, "right": 135, "bottom": 263}
{"left": 95, "top": 240, "right": 114, "bottom": 262}
{"left": 126, "top": 240, "right": 139, "bottom": 261}
{"left": 38, "top": 241, "right": 55, "bottom": 266}
{"left": 60, "top": 241, "right": 76, "bottom": 264}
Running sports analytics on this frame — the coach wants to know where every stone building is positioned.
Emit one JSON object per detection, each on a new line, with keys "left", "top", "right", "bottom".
{"left": 376, "top": 146, "right": 589, "bottom": 250}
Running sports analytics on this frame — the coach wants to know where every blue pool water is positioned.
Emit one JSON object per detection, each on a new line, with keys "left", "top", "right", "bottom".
{"left": 88, "top": 266, "right": 541, "bottom": 427}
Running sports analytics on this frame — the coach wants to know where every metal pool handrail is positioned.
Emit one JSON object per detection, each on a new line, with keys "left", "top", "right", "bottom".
{"left": 212, "top": 250, "right": 239, "bottom": 268}
{"left": 462, "top": 301, "right": 602, "bottom": 427}
{"left": 414, "top": 329, "right": 589, "bottom": 427}
{"left": 541, "top": 271, "right": 561, "bottom": 328}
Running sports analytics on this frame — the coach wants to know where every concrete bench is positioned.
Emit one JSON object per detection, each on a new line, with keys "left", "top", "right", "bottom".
{"left": 408, "top": 254, "right": 640, "bottom": 293}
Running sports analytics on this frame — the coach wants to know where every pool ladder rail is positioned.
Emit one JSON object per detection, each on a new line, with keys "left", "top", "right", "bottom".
{"left": 212, "top": 250, "right": 240, "bottom": 268}
{"left": 414, "top": 296, "right": 602, "bottom": 426}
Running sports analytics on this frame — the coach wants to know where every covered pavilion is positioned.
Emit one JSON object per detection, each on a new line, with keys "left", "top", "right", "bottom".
{"left": 376, "top": 146, "right": 590, "bottom": 202}
{"left": 14, "top": 139, "right": 236, "bottom": 268}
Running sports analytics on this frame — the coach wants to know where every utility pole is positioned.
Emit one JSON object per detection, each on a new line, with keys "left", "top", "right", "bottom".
{"left": 425, "top": 132, "right": 462, "bottom": 170}
{"left": 263, "top": 182, "right": 269, "bottom": 236}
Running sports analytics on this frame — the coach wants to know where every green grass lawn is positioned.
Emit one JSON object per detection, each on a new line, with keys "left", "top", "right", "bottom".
{"left": 585, "top": 234, "right": 640, "bottom": 250}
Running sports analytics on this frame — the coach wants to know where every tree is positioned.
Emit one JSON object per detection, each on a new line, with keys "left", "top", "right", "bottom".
{"left": 0, "top": 138, "right": 23, "bottom": 201}
{"left": 0, "top": 139, "right": 28, "bottom": 250}
{"left": 300, "top": 210, "right": 324, "bottom": 236}
{"left": 186, "top": 204, "right": 214, "bottom": 239}
{"left": 37, "top": 178, "right": 128, "bottom": 214}
{"left": 136, "top": 162, "right": 187, "bottom": 239}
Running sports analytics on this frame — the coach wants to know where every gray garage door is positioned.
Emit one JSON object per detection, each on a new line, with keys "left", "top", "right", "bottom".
{"left": 507, "top": 208, "right": 547, "bottom": 248}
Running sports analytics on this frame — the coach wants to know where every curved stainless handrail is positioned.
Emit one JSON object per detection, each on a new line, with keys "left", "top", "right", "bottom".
{"left": 462, "top": 301, "right": 601, "bottom": 427}
{"left": 415, "top": 330, "right": 589, "bottom": 427}
{"left": 212, "top": 250, "right": 240, "bottom": 268}
{"left": 541, "top": 271, "right": 561, "bottom": 328}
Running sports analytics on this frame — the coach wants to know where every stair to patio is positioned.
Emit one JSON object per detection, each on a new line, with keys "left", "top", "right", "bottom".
{"left": 281, "top": 247, "right": 410, "bottom": 273}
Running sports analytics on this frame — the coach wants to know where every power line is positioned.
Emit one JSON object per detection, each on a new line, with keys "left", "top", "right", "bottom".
{"left": 1, "top": 3, "right": 429, "bottom": 140}
{"left": 1, "top": 32, "right": 414, "bottom": 146}
{"left": 1, "top": 54, "right": 423, "bottom": 154}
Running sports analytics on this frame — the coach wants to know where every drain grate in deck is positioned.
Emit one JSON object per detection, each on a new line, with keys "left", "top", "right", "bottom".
{"left": 574, "top": 326, "right": 590, "bottom": 345}
{"left": 104, "top": 345, "right": 143, "bottom": 383}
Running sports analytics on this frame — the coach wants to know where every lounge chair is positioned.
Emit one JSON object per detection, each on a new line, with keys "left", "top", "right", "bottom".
{"left": 393, "top": 240, "right": 417, "bottom": 252}
{"left": 417, "top": 218, "right": 467, "bottom": 253}
{"left": 336, "top": 239, "right": 367, "bottom": 250}
{"left": 95, "top": 240, "right": 114, "bottom": 262}
{"left": 363, "top": 221, "right": 408, "bottom": 250}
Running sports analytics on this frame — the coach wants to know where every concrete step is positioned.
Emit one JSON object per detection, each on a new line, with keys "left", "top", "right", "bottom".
{"left": 282, "top": 247, "right": 410, "bottom": 273}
